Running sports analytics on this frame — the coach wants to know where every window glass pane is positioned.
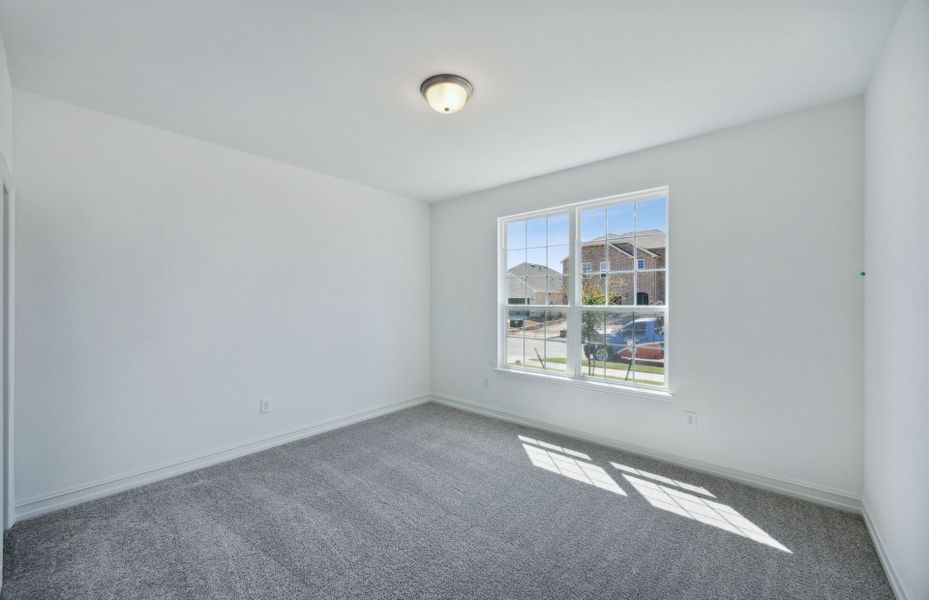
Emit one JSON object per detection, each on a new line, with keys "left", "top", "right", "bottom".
{"left": 523, "top": 312, "right": 547, "bottom": 370}
{"left": 607, "top": 203, "right": 635, "bottom": 239}
{"left": 506, "top": 221, "right": 526, "bottom": 250}
{"left": 607, "top": 239, "right": 635, "bottom": 272}
{"left": 526, "top": 218, "right": 547, "bottom": 248}
{"left": 506, "top": 309, "right": 528, "bottom": 368}
{"left": 606, "top": 311, "right": 637, "bottom": 382}
{"left": 635, "top": 270, "right": 666, "bottom": 305}
{"left": 607, "top": 272, "right": 634, "bottom": 305}
{"left": 546, "top": 244, "right": 568, "bottom": 305}
{"left": 546, "top": 277, "right": 567, "bottom": 305}
{"left": 581, "top": 274, "right": 606, "bottom": 305}
{"left": 632, "top": 359, "right": 665, "bottom": 386}
{"left": 580, "top": 208, "right": 606, "bottom": 243}
{"left": 630, "top": 312, "right": 665, "bottom": 386}
{"left": 578, "top": 239, "right": 607, "bottom": 274}
{"left": 636, "top": 196, "right": 667, "bottom": 237}
{"left": 547, "top": 213, "right": 569, "bottom": 247}
{"left": 506, "top": 275, "right": 527, "bottom": 305}
{"left": 547, "top": 245, "right": 569, "bottom": 274}
{"left": 526, "top": 247, "right": 546, "bottom": 267}
{"left": 520, "top": 249, "right": 542, "bottom": 305}
{"left": 580, "top": 310, "right": 608, "bottom": 378}
{"left": 544, "top": 310, "right": 568, "bottom": 373}
{"left": 634, "top": 235, "right": 666, "bottom": 270}
{"left": 582, "top": 311, "right": 637, "bottom": 382}
{"left": 519, "top": 250, "right": 543, "bottom": 305}
{"left": 507, "top": 249, "right": 526, "bottom": 275}
{"left": 632, "top": 196, "right": 667, "bottom": 309}
{"left": 514, "top": 310, "right": 567, "bottom": 373}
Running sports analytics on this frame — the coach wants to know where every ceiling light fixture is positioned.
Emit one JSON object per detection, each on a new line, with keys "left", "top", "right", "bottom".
{"left": 420, "top": 74, "right": 473, "bottom": 114}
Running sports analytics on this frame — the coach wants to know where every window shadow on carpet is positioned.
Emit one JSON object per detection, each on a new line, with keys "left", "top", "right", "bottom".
{"left": 517, "top": 434, "right": 791, "bottom": 553}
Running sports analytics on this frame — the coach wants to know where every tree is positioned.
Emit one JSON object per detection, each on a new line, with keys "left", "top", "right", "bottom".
{"left": 580, "top": 275, "right": 628, "bottom": 341}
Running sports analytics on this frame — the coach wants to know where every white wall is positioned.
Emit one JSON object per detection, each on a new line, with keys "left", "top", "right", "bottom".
{"left": 863, "top": 1, "right": 929, "bottom": 598}
{"left": 432, "top": 98, "right": 865, "bottom": 501}
{"left": 0, "top": 29, "right": 11, "bottom": 169}
{"left": 12, "top": 91, "right": 430, "bottom": 508}
{"left": 0, "top": 29, "right": 11, "bottom": 580}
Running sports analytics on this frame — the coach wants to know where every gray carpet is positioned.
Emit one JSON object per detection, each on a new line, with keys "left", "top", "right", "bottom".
{"left": 2, "top": 403, "right": 892, "bottom": 599}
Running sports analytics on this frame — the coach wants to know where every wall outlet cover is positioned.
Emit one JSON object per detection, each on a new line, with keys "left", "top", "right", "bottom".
{"left": 684, "top": 410, "right": 697, "bottom": 429}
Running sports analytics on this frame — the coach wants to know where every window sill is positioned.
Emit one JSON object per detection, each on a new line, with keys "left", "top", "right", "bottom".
{"left": 493, "top": 367, "right": 672, "bottom": 401}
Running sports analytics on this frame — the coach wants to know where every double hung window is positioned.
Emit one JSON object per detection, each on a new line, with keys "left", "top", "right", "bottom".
{"left": 500, "top": 187, "right": 668, "bottom": 389}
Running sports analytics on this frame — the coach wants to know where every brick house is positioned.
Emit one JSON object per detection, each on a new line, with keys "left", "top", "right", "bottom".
{"left": 563, "top": 229, "right": 666, "bottom": 306}
{"left": 506, "top": 229, "right": 665, "bottom": 308}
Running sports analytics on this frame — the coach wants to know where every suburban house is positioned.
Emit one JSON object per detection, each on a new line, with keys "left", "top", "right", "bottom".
{"left": 505, "top": 262, "right": 567, "bottom": 306}
{"left": 507, "top": 230, "right": 666, "bottom": 308}
{"left": 565, "top": 229, "right": 667, "bottom": 306}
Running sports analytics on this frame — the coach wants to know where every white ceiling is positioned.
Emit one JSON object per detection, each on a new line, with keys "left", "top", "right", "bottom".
{"left": 0, "top": 0, "right": 903, "bottom": 201}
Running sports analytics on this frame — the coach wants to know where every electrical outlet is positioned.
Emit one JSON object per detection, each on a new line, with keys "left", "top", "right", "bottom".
{"left": 684, "top": 410, "right": 697, "bottom": 429}
{"left": 482, "top": 376, "right": 490, "bottom": 389}
{"left": 259, "top": 398, "right": 272, "bottom": 414}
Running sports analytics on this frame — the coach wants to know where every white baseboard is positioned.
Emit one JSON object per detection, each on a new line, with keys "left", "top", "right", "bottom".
{"left": 862, "top": 500, "right": 909, "bottom": 600}
{"left": 431, "top": 393, "right": 862, "bottom": 513}
{"left": 14, "top": 395, "right": 431, "bottom": 523}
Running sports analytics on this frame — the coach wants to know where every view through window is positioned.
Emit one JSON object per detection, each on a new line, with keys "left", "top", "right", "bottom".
{"left": 501, "top": 188, "right": 668, "bottom": 388}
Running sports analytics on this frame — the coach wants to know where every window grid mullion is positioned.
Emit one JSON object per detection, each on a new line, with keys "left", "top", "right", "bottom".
{"left": 633, "top": 200, "right": 638, "bottom": 308}
{"left": 568, "top": 208, "right": 580, "bottom": 377}
{"left": 500, "top": 186, "right": 667, "bottom": 391}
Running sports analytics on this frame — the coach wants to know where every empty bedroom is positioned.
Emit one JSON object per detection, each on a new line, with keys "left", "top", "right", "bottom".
{"left": 0, "top": 1, "right": 925, "bottom": 598}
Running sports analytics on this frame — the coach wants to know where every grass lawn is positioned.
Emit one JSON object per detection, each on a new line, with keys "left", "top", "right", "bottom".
{"left": 511, "top": 361, "right": 665, "bottom": 386}
{"left": 528, "top": 356, "right": 665, "bottom": 374}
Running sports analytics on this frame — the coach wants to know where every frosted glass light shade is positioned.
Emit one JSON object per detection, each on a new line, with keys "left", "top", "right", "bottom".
{"left": 421, "top": 75, "right": 473, "bottom": 114}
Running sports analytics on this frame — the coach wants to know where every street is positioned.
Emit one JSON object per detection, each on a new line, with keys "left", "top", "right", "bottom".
{"left": 506, "top": 319, "right": 664, "bottom": 385}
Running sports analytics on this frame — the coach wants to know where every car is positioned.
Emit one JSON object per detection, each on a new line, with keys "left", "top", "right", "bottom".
{"left": 583, "top": 317, "right": 664, "bottom": 362}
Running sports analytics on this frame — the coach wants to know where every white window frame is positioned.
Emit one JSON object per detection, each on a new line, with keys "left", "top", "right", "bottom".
{"left": 497, "top": 186, "right": 670, "bottom": 396}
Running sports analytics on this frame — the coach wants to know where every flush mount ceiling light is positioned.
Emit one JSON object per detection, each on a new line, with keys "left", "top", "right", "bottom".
{"left": 420, "top": 74, "right": 473, "bottom": 114}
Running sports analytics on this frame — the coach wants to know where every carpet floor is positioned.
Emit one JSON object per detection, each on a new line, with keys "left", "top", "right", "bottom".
{"left": 2, "top": 403, "right": 892, "bottom": 599}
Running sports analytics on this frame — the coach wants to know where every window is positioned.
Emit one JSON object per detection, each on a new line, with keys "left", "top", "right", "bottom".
{"left": 500, "top": 187, "right": 668, "bottom": 390}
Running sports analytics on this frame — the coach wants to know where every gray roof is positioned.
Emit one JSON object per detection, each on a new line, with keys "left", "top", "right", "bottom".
{"left": 584, "top": 228, "right": 666, "bottom": 255}
{"left": 506, "top": 272, "right": 541, "bottom": 298}
{"left": 506, "top": 263, "right": 565, "bottom": 299}
{"left": 507, "top": 262, "right": 563, "bottom": 278}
